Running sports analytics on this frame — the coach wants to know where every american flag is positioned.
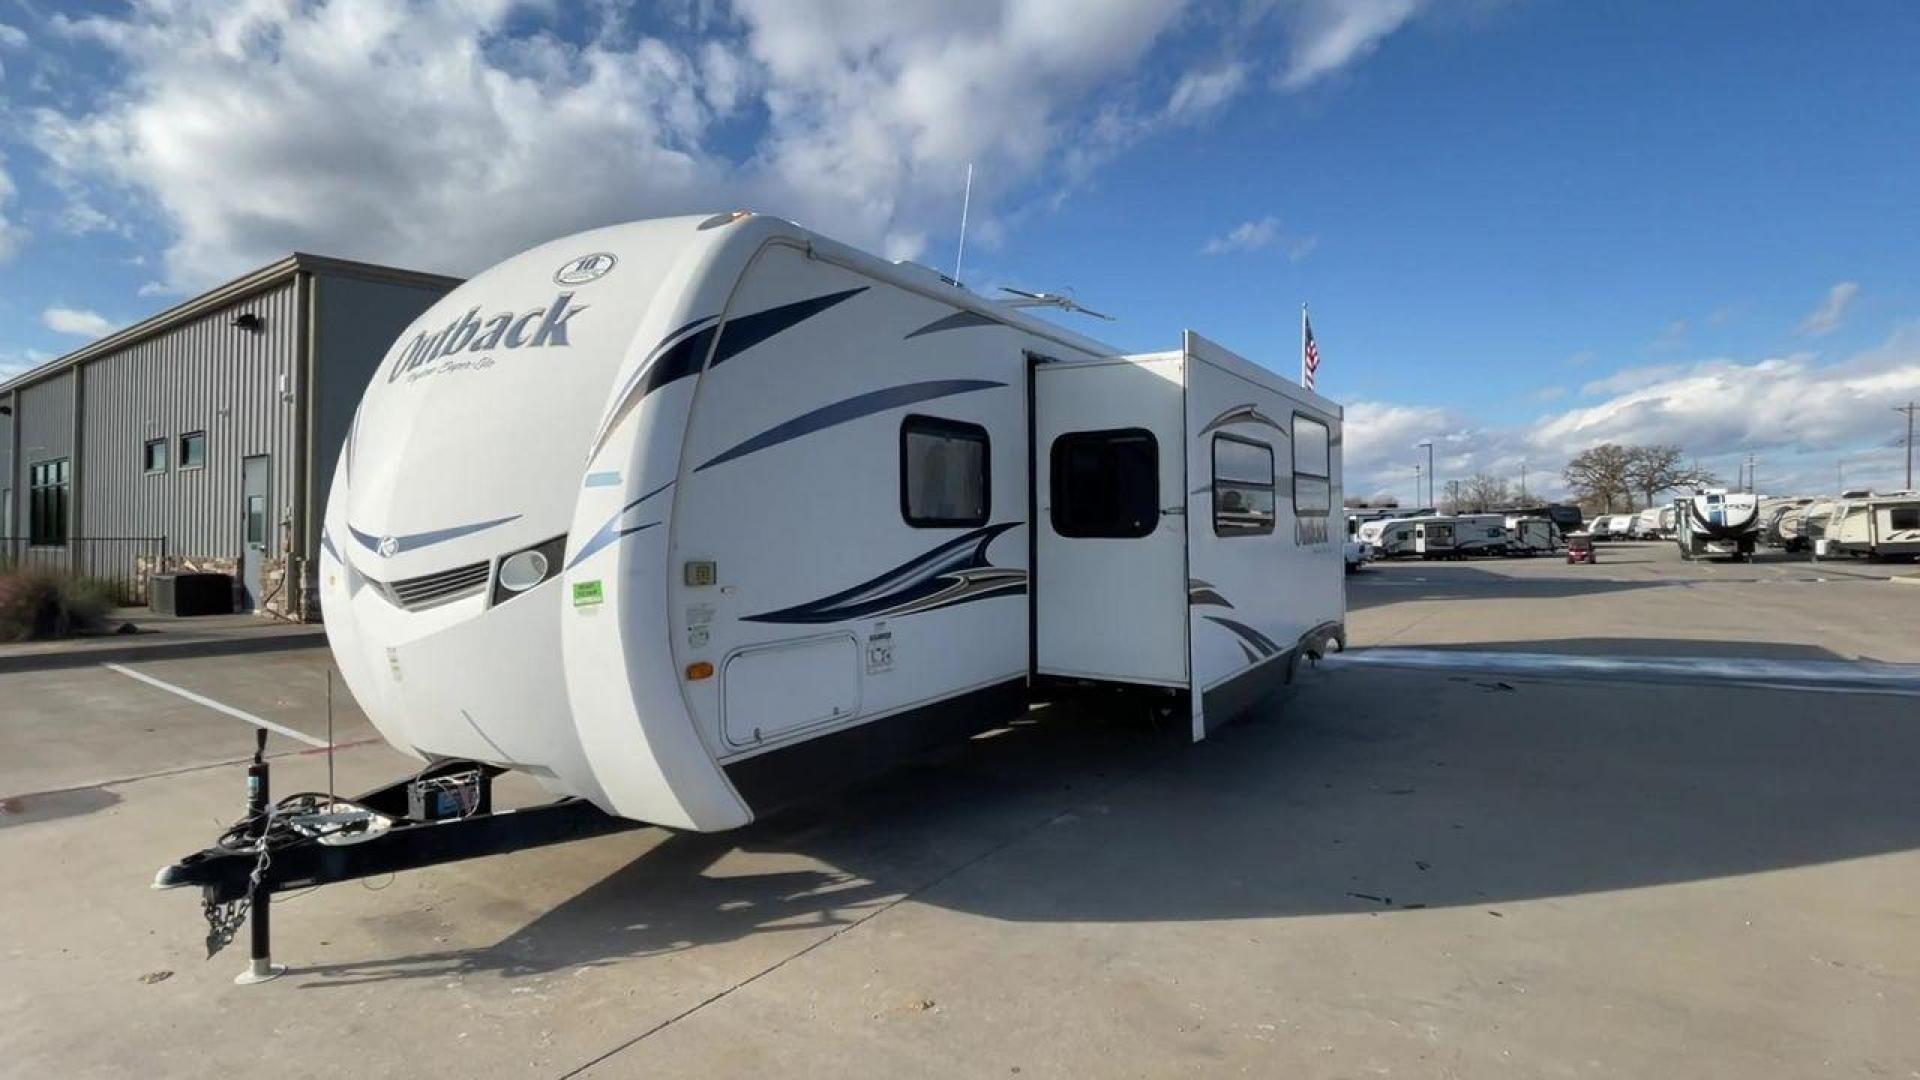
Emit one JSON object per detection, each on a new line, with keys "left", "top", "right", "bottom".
{"left": 1302, "top": 308, "right": 1320, "bottom": 391}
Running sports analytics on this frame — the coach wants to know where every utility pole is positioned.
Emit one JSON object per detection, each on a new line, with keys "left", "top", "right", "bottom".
{"left": 1519, "top": 459, "right": 1528, "bottom": 505}
{"left": 1414, "top": 463, "right": 1423, "bottom": 510}
{"left": 1744, "top": 454, "right": 1757, "bottom": 495}
{"left": 1417, "top": 441, "right": 1434, "bottom": 509}
{"left": 1897, "top": 402, "right": 1918, "bottom": 491}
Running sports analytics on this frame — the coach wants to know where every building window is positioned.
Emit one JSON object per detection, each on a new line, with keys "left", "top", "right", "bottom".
{"left": 179, "top": 431, "right": 207, "bottom": 470}
{"left": 900, "top": 415, "right": 989, "bottom": 527}
{"left": 28, "top": 459, "right": 70, "bottom": 547}
{"left": 143, "top": 438, "right": 169, "bottom": 474}
{"left": 1050, "top": 428, "right": 1159, "bottom": 539}
{"left": 1212, "top": 434, "right": 1275, "bottom": 537}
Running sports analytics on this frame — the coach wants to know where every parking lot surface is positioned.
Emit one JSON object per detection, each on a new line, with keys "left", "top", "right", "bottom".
{"left": 2, "top": 541, "right": 1916, "bottom": 1078}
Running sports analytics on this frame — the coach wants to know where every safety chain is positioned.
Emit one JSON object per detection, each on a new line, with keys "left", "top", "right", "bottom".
{"left": 202, "top": 805, "right": 277, "bottom": 959}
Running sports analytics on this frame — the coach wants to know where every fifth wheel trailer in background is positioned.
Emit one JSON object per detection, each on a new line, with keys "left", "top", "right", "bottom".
{"left": 1674, "top": 489, "right": 1761, "bottom": 561}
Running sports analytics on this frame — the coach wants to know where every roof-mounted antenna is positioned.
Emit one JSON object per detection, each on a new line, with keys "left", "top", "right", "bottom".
{"left": 952, "top": 162, "right": 974, "bottom": 284}
{"left": 998, "top": 287, "right": 1116, "bottom": 321}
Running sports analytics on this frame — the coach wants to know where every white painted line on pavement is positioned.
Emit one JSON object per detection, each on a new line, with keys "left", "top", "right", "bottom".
{"left": 102, "top": 662, "right": 330, "bottom": 748}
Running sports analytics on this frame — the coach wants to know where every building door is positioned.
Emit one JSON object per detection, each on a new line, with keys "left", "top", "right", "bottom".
{"left": 240, "top": 455, "right": 271, "bottom": 611}
{"left": 1032, "top": 354, "right": 1189, "bottom": 687}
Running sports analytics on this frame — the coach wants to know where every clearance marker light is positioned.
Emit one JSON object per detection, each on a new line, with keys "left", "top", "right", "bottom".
{"left": 685, "top": 661, "right": 715, "bottom": 681}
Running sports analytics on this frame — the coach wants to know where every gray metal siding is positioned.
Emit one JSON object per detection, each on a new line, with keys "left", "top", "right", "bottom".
{"left": 0, "top": 397, "right": 13, "bottom": 537}
{"left": 80, "top": 280, "right": 301, "bottom": 556}
{"left": 309, "top": 273, "right": 453, "bottom": 554}
{"left": 16, "top": 372, "right": 74, "bottom": 538}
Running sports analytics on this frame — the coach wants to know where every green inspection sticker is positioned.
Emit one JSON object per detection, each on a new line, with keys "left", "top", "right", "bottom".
{"left": 572, "top": 580, "right": 604, "bottom": 607}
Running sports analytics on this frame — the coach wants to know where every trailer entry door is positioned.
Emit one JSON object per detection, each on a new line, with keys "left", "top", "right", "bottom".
{"left": 1033, "top": 355, "right": 1188, "bottom": 687}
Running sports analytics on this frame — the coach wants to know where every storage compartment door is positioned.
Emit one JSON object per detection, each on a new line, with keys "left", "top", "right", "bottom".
{"left": 723, "top": 634, "right": 861, "bottom": 748}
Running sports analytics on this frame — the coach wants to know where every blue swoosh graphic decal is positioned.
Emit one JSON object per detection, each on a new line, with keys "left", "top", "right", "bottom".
{"left": 565, "top": 479, "right": 675, "bottom": 570}
{"left": 745, "top": 522, "right": 1023, "bottom": 624}
{"left": 696, "top": 379, "right": 1006, "bottom": 473}
{"left": 904, "top": 309, "right": 999, "bottom": 339}
{"left": 1202, "top": 614, "right": 1281, "bottom": 658}
{"left": 347, "top": 514, "right": 520, "bottom": 556}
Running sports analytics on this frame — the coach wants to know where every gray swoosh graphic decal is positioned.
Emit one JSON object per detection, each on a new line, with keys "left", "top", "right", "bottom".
{"left": 905, "top": 310, "right": 999, "bottom": 339}
{"left": 347, "top": 514, "right": 520, "bottom": 556}
{"left": 1202, "top": 614, "right": 1281, "bottom": 658}
{"left": 1188, "top": 578, "right": 1233, "bottom": 609}
{"left": 321, "top": 527, "right": 341, "bottom": 563}
{"left": 745, "top": 522, "right": 1023, "bottom": 624}
{"left": 1200, "top": 403, "right": 1290, "bottom": 438}
{"left": 565, "top": 479, "right": 676, "bottom": 570}
{"left": 695, "top": 379, "right": 1006, "bottom": 473}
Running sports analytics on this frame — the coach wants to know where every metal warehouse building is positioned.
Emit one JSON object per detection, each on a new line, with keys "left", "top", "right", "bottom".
{"left": 0, "top": 254, "right": 460, "bottom": 619}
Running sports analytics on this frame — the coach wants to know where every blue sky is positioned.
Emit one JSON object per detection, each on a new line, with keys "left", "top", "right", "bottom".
{"left": 3, "top": 0, "right": 1917, "bottom": 502}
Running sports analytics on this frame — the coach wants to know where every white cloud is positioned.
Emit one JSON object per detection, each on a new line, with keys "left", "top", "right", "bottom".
{"left": 27, "top": 1, "right": 1426, "bottom": 290}
{"left": 0, "top": 22, "right": 27, "bottom": 49}
{"left": 0, "top": 154, "right": 27, "bottom": 262}
{"left": 1344, "top": 325, "right": 1920, "bottom": 501}
{"left": 1269, "top": 0, "right": 1425, "bottom": 90}
{"left": 42, "top": 306, "right": 114, "bottom": 337}
{"left": 1201, "top": 214, "right": 1316, "bottom": 259}
{"left": 1797, "top": 280, "right": 1860, "bottom": 337}
{"left": 0, "top": 347, "right": 53, "bottom": 383}
{"left": 1204, "top": 215, "right": 1279, "bottom": 254}
{"left": 1164, "top": 62, "right": 1248, "bottom": 123}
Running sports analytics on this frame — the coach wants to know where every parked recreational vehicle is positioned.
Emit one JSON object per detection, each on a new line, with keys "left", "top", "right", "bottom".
{"left": 1415, "top": 514, "right": 1507, "bottom": 558}
{"left": 1826, "top": 492, "right": 1920, "bottom": 560}
{"left": 1504, "top": 515, "right": 1558, "bottom": 555}
{"left": 1675, "top": 489, "right": 1761, "bottom": 561}
{"left": 1357, "top": 516, "right": 1424, "bottom": 558}
{"left": 1630, "top": 507, "right": 1664, "bottom": 539}
{"left": 314, "top": 213, "right": 1347, "bottom": 833}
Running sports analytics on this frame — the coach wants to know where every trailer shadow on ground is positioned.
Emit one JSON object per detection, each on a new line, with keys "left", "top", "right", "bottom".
{"left": 1359, "top": 635, "right": 1849, "bottom": 660}
{"left": 287, "top": 657, "right": 1920, "bottom": 990}
{"left": 1347, "top": 566, "right": 1671, "bottom": 608}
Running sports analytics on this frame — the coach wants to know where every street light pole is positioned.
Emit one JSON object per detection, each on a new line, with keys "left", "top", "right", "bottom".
{"left": 1898, "top": 402, "right": 1918, "bottom": 491}
{"left": 1417, "top": 442, "right": 1434, "bottom": 508}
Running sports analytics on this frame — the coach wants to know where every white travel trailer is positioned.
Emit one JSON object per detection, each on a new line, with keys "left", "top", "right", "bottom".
{"left": 1825, "top": 492, "right": 1920, "bottom": 560}
{"left": 317, "top": 213, "right": 1347, "bottom": 833}
{"left": 1675, "top": 489, "right": 1761, "bottom": 560}
{"left": 1630, "top": 507, "right": 1664, "bottom": 539}
{"left": 1413, "top": 514, "right": 1507, "bottom": 558}
{"left": 1357, "top": 516, "right": 1424, "bottom": 558}
{"left": 1503, "top": 515, "right": 1558, "bottom": 555}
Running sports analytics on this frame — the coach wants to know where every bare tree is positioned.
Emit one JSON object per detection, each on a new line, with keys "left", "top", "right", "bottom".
{"left": 1452, "top": 472, "right": 1512, "bottom": 513}
{"left": 1625, "top": 444, "right": 1717, "bottom": 507}
{"left": 1562, "top": 444, "right": 1635, "bottom": 512}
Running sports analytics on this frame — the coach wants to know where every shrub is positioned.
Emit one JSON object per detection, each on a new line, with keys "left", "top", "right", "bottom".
{"left": 0, "top": 568, "right": 115, "bottom": 642}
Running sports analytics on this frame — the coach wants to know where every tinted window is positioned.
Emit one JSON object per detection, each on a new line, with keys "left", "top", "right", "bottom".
{"left": 28, "top": 459, "right": 69, "bottom": 547}
{"left": 900, "top": 415, "right": 988, "bottom": 527}
{"left": 180, "top": 431, "right": 207, "bottom": 470}
{"left": 143, "top": 438, "right": 168, "bottom": 474}
{"left": 1891, "top": 507, "right": 1920, "bottom": 531}
{"left": 1292, "top": 414, "right": 1331, "bottom": 518}
{"left": 1050, "top": 428, "right": 1158, "bottom": 538}
{"left": 1213, "top": 434, "right": 1275, "bottom": 536}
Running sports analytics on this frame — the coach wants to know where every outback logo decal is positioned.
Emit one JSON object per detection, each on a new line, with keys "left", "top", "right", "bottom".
{"left": 555, "top": 252, "right": 616, "bottom": 285}
{"left": 388, "top": 293, "right": 587, "bottom": 383}
{"left": 377, "top": 535, "right": 399, "bottom": 558}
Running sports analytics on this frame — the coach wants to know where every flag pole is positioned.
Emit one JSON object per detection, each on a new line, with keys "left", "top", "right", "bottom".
{"left": 1300, "top": 302, "right": 1309, "bottom": 387}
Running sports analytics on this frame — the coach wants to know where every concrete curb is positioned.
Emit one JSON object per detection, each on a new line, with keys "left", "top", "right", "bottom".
{"left": 0, "top": 629, "right": 327, "bottom": 676}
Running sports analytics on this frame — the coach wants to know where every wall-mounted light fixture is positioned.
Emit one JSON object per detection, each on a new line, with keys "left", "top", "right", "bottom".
{"left": 231, "top": 312, "right": 263, "bottom": 332}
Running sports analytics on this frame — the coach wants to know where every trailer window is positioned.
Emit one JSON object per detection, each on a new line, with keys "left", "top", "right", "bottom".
{"left": 1050, "top": 428, "right": 1158, "bottom": 538}
{"left": 900, "top": 415, "right": 989, "bottom": 528}
{"left": 1892, "top": 507, "right": 1920, "bottom": 531}
{"left": 1212, "top": 434, "right": 1275, "bottom": 536}
{"left": 1292, "top": 414, "right": 1331, "bottom": 522}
